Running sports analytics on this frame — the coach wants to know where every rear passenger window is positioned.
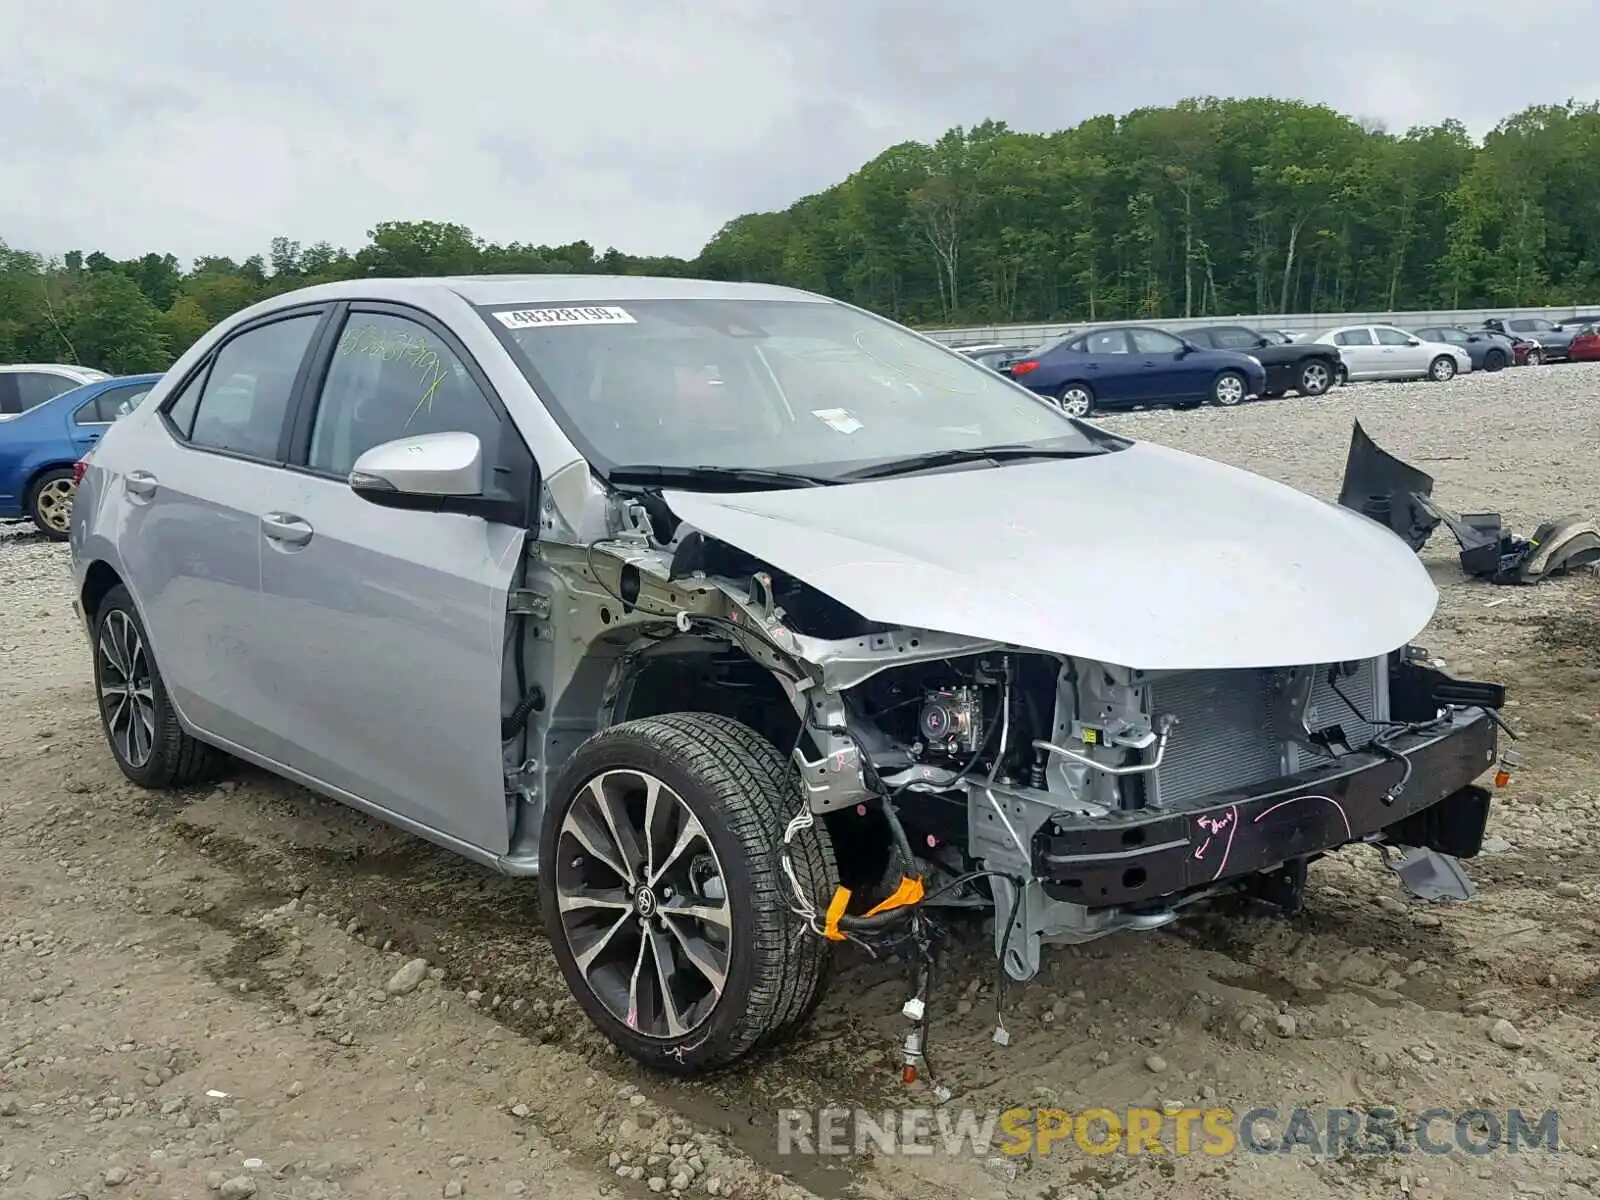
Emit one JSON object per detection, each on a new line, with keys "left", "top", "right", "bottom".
{"left": 16, "top": 372, "right": 79, "bottom": 411}
{"left": 307, "top": 312, "right": 504, "bottom": 479}
{"left": 182, "top": 314, "right": 321, "bottom": 459}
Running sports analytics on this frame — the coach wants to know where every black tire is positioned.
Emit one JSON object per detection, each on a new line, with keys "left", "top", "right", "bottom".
{"left": 91, "top": 585, "right": 229, "bottom": 788}
{"left": 1055, "top": 383, "right": 1094, "bottom": 417}
{"left": 1296, "top": 358, "right": 1335, "bottom": 397}
{"left": 1210, "top": 370, "right": 1247, "bottom": 406}
{"left": 1429, "top": 355, "right": 1456, "bottom": 382}
{"left": 539, "top": 712, "right": 837, "bottom": 1075}
{"left": 1483, "top": 349, "right": 1506, "bottom": 372}
{"left": 26, "top": 467, "right": 76, "bottom": 542}
{"left": 1335, "top": 362, "right": 1349, "bottom": 386}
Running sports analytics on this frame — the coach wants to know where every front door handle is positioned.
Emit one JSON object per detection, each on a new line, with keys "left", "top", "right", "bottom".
{"left": 261, "top": 512, "right": 314, "bottom": 548}
{"left": 124, "top": 470, "right": 158, "bottom": 500}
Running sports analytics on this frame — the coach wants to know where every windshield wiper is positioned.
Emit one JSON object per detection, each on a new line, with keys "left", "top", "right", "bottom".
{"left": 607, "top": 464, "right": 833, "bottom": 490}
{"left": 836, "top": 442, "right": 1107, "bottom": 481}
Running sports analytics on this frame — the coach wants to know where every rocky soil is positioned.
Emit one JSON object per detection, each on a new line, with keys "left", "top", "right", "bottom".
{"left": 2, "top": 362, "right": 1598, "bottom": 1200}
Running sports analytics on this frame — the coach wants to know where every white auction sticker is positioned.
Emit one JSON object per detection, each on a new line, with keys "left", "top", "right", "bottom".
{"left": 493, "top": 306, "right": 636, "bottom": 329}
{"left": 811, "top": 408, "right": 864, "bottom": 434}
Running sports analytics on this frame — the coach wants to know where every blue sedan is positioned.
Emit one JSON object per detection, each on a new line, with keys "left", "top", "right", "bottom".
{"left": 1006, "top": 325, "right": 1268, "bottom": 416}
{"left": 0, "top": 372, "right": 162, "bottom": 539}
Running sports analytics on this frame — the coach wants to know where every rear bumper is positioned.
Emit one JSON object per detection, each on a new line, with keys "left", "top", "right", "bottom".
{"left": 1033, "top": 709, "right": 1497, "bottom": 908}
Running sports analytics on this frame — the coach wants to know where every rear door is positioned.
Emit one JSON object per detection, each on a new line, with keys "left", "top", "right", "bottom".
{"left": 1076, "top": 329, "right": 1139, "bottom": 404}
{"left": 252, "top": 302, "right": 536, "bottom": 854}
{"left": 1332, "top": 327, "right": 1379, "bottom": 377}
{"left": 68, "top": 380, "right": 156, "bottom": 456}
{"left": 116, "top": 307, "right": 332, "bottom": 754}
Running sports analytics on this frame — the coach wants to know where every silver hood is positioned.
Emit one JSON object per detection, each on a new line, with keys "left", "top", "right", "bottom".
{"left": 662, "top": 441, "right": 1438, "bottom": 672}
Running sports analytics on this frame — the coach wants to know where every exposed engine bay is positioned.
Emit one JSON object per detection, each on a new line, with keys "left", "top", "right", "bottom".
{"left": 504, "top": 473, "right": 1514, "bottom": 1069}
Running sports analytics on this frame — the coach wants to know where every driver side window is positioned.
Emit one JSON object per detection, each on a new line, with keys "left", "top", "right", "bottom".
{"left": 307, "top": 311, "right": 504, "bottom": 479}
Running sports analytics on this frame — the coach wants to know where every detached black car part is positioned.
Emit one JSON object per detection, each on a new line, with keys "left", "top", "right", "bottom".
{"left": 1337, "top": 419, "right": 1600, "bottom": 584}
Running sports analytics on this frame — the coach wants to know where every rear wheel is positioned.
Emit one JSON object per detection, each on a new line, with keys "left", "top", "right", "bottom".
{"left": 1429, "top": 355, "right": 1457, "bottom": 382}
{"left": 1056, "top": 383, "right": 1094, "bottom": 417}
{"left": 540, "top": 712, "right": 837, "bottom": 1075}
{"left": 91, "top": 585, "right": 229, "bottom": 787}
{"left": 26, "top": 467, "right": 76, "bottom": 541}
{"left": 1296, "top": 359, "right": 1334, "bottom": 397}
{"left": 1211, "top": 370, "right": 1247, "bottom": 406}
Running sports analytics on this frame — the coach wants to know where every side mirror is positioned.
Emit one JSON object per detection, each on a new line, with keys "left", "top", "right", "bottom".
{"left": 349, "top": 431, "right": 511, "bottom": 520}
{"left": 1407, "top": 338, "right": 1422, "bottom": 346}
{"left": 1176, "top": 341, "right": 1196, "bottom": 356}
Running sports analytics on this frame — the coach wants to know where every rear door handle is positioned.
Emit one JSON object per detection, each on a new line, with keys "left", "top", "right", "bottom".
{"left": 124, "top": 470, "right": 158, "bottom": 499}
{"left": 261, "top": 512, "right": 314, "bottom": 548}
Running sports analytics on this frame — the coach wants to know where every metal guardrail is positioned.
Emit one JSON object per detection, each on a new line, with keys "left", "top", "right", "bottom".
{"left": 918, "top": 305, "right": 1600, "bottom": 347}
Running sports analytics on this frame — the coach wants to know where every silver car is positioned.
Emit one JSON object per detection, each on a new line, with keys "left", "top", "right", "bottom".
{"left": 69, "top": 276, "right": 1506, "bottom": 1074}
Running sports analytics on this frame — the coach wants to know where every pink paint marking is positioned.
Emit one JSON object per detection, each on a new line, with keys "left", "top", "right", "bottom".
{"left": 1252, "top": 794, "right": 1352, "bottom": 841}
{"left": 1193, "top": 804, "right": 1239, "bottom": 882}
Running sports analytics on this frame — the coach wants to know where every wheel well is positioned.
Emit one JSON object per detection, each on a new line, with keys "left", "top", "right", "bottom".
{"left": 25, "top": 461, "right": 78, "bottom": 503}
{"left": 611, "top": 648, "right": 895, "bottom": 890}
{"left": 81, "top": 560, "right": 123, "bottom": 620}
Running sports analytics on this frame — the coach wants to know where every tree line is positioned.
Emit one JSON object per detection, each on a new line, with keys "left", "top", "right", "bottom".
{"left": 3, "top": 96, "right": 1598, "bottom": 375}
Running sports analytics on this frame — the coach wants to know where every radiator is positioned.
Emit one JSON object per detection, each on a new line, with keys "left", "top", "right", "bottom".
{"left": 1145, "top": 658, "right": 1385, "bottom": 806}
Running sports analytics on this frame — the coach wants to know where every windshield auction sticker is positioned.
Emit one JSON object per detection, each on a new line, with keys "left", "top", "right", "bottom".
{"left": 493, "top": 306, "right": 637, "bottom": 329}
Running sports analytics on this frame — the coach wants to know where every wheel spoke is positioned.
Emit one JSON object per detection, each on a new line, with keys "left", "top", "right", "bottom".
{"left": 557, "top": 888, "right": 631, "bottom": 914}
{"left": 660, "top": 898, "right": 730, "bottom": 928}
{"left": 624, "top": 928, "right": 650, "bottom": 1030}
{"left": 562, "top": 789, "right": 634, "bottom": 885}
{"left": 645, "top": 925, "right": 689, "bottom": 1037}
{"left": 589, "top": 776, "right": 647, "bottom": 885}
{"left": 649, "top": 811, "right": 708, "bottom": 888}
{"left": 658, "top": 911, "right": 728, "bottom": 996}
{"left": 572, "top": 909, "right": 632, "bottom": 976}
{"left": 640, "top": 775, "right": 662, "bottom": 881}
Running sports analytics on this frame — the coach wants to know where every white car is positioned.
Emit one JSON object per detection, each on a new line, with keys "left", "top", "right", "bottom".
{"left": 1307, "top": 325, "right": 1473, "bottom": 384}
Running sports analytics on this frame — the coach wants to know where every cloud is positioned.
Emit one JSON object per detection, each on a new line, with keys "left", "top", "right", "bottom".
{"left": 2, "top": 0, "right": 1596, "bottom": 266}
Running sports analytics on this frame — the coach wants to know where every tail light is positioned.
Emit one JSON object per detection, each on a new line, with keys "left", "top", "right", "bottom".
{"left": 73, "top": 451, "right": 92, "bottom": 486}
{"left": 1008, "top": 359, "right": 1040, "bottom": 376}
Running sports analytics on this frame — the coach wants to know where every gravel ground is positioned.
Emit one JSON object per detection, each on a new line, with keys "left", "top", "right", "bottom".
{"left": 2, "top": 362, "right": 1599, "bottom": 1200}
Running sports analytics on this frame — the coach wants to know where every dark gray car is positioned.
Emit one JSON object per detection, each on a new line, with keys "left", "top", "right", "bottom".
{"left": 1482, "top": 316, "right": 1572, "bottom": 362}
{"left": 1410, "top": 326, "right": 1517, "bottom": 372}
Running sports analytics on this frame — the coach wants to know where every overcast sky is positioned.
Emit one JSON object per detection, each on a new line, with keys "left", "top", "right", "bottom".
{"left": 5, "top": 0, "right": 1599, "bottom": 267}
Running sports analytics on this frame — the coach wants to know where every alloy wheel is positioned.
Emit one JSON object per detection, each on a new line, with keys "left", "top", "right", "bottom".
{"left": 1431, "top": 357, "right": 1456, "bottom": 381}
{"left": 98, "top": 610, "right": 156, "bottom": 768}
{"left": 1058, "top": 387, "right": 1092, "bottom": 417}
{"left": 1213, "top": 373, "right": 1245, "bottom": 405}
{"left": 554, "top": 769, "right": 731, "bottom": 1040}
{"left": 34, "top": 477, "right": 75, "bottom": 535}
{"left": 1300, "top": 362, "right": 1331, "bottom": 395}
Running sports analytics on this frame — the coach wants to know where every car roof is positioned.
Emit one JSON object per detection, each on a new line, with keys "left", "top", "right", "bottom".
{"left": 247, "top": 274, "right": 825, "bottom": 310}
{"left": 0, "top": 363, "right": 106, "bottom": 376}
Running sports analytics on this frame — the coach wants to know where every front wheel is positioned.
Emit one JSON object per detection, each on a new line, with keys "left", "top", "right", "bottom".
{"left": 1526, "top": 346, "right": 1544, "bottom": 366}
{"left": 1211, "top": 370, "right": 1247, "bottom": 406}
{"left": 26, "top": 467, "right": 76, "bottom": 541}
{"left": 1296, "top": 359, "right": 1334, "bottom": 397}
{"left": 1056, "top": 383, "right": 1094, "bottom": 417}
{"left": 1429, "top": 355, "right": 1457, "bottom": 382}
{"left": 540, "top": 713, "right": 837, "bottom": 1075}
{"left": 1483, "top": 349, "right": 1506, "bottom": 372}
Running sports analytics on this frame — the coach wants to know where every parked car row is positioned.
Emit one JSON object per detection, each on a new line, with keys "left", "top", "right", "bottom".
{"left": 951, "top": 311, "right": 1596, "bottom": 415}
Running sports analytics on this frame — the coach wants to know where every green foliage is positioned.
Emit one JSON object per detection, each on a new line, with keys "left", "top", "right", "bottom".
{"left": 4, "top": 97, "right": 1599, "bottom": 374}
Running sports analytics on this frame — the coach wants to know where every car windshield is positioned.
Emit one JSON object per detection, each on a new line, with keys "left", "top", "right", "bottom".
{"left": 482, "top": 299, "right": 1113, "bottom": 475}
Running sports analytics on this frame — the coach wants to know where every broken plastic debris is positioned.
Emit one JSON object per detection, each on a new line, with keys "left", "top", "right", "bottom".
{"left": 901, "top": 997, "right": 925, "bottom": 1022}
{"left": 205, "top": 1089, "right": 229, "bottom": 1099}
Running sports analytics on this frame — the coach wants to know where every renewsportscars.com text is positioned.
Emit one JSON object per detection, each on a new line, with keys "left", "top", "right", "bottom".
{"left": 777, "top": 1106, "right": 1560, "bottom": 1158}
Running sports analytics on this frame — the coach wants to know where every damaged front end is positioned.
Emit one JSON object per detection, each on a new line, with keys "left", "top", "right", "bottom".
{"left": 519, "top": 482, "right": 1514, "bottom": 1005}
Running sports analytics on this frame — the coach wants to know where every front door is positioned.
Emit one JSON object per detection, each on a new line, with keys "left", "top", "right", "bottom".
{"left": 1374, "top": 326, "right": 1428, "bottom": 375}
{"left": 1127, "top": 327, "right": 1193, "bottom": 402}
{"left": 253, "top": 305, "right": 531, "bottom": 854}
